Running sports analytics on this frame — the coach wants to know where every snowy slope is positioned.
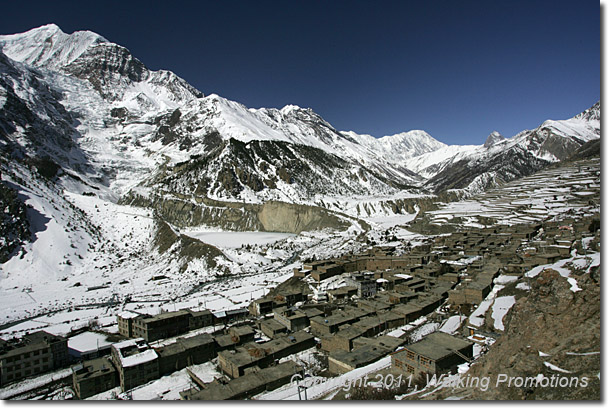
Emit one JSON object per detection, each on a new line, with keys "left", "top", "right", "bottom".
{"left": 0, "top": 24, "right": 600, "bottom": 218}
{"left": 421, "top": 102, "right": 601, "bottom": 193}
{"left": 0, "top": 24, "right": 107, "bottom": 69}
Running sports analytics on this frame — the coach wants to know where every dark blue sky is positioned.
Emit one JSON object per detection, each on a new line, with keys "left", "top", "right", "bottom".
{"left": 0, "top": 1, "right": 600, "bottom": 145}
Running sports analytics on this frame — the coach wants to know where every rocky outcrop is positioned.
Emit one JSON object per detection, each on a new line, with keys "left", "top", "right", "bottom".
{"left": 421, "top": 266, "right": 600, "bottom": 400}
{"left": 0, "top": 176, "right": 30, "bottom": 262}
{"left": 124, "top": 192, "right": 349, "bottom": 234}
{"left": 257, "top": 201, "right": 347, "bottom": 233}
{"left": 483, "top": 131, "right": 505, "bottom": 148}
{"left": 567, "top": 139, "right": 601, "bottom": 161}
{"left": 153, "top": 219, "right": 227, "bottom": 273}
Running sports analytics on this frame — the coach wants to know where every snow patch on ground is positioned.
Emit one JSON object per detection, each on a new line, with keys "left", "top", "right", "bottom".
{"left": 491, "top": 296, "right": 516, "bottom": 331}
{"left": 181, "top": 230, "right": 296, "bottom": 248}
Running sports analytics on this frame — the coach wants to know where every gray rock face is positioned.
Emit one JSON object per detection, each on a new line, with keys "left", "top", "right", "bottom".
{"left": 0, "top": 176, "right": 30, "bottom": 262}
{"left": 483, "top": 131, "right": 505, "bottom": 148}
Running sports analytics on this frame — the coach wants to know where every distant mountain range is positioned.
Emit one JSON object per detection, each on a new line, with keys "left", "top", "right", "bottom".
{"left": 0, "top": 24, "right": 600, "bottom": 235}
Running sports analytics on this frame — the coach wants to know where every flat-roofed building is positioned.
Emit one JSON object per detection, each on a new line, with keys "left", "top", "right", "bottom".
{"left": 131, "top": 310, "right": 192, "bottom": 342}
{"left": 228, "top": 325, "right": 256, "bottom": 344}
{"left": 328, "top": 336, "right": 403, "bottom": 375}
{"left": 117, "top": 311, "right": 140, "bottom": 338}
{"left": 68, "top": 331, "right": 113, "bottom": 362}
{"left": 0, "top": 332, "right": 59, "bottom": 386}
{"left": 248, "top": 297, "right": 274, "bottom": 316}
{"left": 311, "top": 264, "right": 344, "bottom": 281}
{"left": 181, "top": 361, "right": 301, "bottom": 400}
{"left": 155, "top": 333, "right": 216, "bottom": 376}
{"left": 391, "top": 332, "right": 473, "bottom": 377}
{"left": 24, "top": 331, "right": 69, "bottom": 370}
{"left": 213, "top": 334, "right": 239, "bottom": 352}
{"left": 321, "top": 326, "right": 364, "bottom": 352}
{"left": 187, "top": 309, "right": 214, "bottom": 330}
{"left": 72, "top": 356, "right": 118, "bottom": 399}
{"left": 111, "top": 339, "right": 159, "bottom": 392}
{"left": 217, "top": 347, "right": 263, "bottom": 379}
{"left": 218, "top": 331, "right": 314, "bottom": 378}
{"left": 328, "top": 286, "right": 358, "bottom": 303}
{"left": 345, "top": 274, "right": 377, "bottom": 298}
{"left": 273, "top": 308, "right": 310, "bottom": 332}
{"left": 259, "top": 319, "right": 287, "bottom": 339}
{"left": 309, "top": 308, "right": 370, "bottom": 337}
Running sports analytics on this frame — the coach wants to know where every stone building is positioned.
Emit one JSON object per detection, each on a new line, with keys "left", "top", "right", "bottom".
{"left": 181, "top": 361, "right": 301, "bottom": 400}
{"left": 117, "top": 311, "right": 139, "bottom": 338}
{"left": 248, "top": 297, "right": 275, "bottom": 316}
{"left": 309, "top": 307, "right": 370, "bottom": 337}
{"left": 71, "top": 356, "right": 118, "bottom": 399}
{"left": 155, "top": 333, "right": 216, "bottom": 376}
{"left": 259, "top": 319, "right": 287, "bottom": 339}
{"left": 228, "top": 326, "right": 256, "bottom": 344}
{"left": 328, "top": 336, "right": 403, "bottom": 375}
{"left": 0, "top": 331, "right": 68, "bottom": 386}
{"left": 218, "top": 331, "right": 315, "bottom": 378}
{"left": 111, "top": 339, "right": 159, "bottom": 392}
{"left": 132, "top": 310, "right": 192, "bottom": 342}
{"left": 215, "top": 308, "right": 249, "bottom": 325}
{"left": 391, "top": 332, "right": 473, "bottom": 377}
{"left": 321, "top": 312, "right": 404, "bottom": 353}
{"left": 25, "top": 331, "right": 69, "bottom": 369}
{"left": 311, "top": 263, "right": 344, "bottom": 281}
{"left": 273, "top": 307, "right": 310, "bottom": 332}
{"left": 118, "top": 309, "right": 213, "bottom": 342}
{"left": 327, "top": 286, "right": 358, "bottom": 303}
{"left": 345, "top": 274, "right": 377, "bottom": 298}
{"left": 187, "top": 309, "right": 214, "bottom": 330}
{"left": 217, "top": 347, "right": 262, "bottom": 379}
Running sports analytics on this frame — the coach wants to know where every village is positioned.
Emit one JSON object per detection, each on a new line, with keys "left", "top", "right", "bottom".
{"left": 0, "top": 209, "right": 600, "bottom": 400}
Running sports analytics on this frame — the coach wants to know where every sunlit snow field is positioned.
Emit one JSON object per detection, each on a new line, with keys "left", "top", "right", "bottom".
{"left": 182, "top": 230, "right": 296, "bottom": 248}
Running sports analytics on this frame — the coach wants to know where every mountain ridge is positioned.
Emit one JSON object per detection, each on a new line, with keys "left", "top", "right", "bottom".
{"left": 0, "top": 24, "right": 601, "bottom": 213}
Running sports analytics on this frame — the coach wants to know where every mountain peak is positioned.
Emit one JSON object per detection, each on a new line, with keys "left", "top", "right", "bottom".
{"left": 484, "top": 130, "right": 505, "bottom": 148}
{"left": 31, "top": 23, "right": 63, "bottom": 34}
{"left": 380, "top": 130, "right": 446, "bottom": 148}
{"left": 280, "top": 104, "right": 302, "bottom": 114}
{"left": 372, "top": 130, "right": 447, "bottom": 161}
{"left": 574, "top": 101, "right": 600, "bottom": 122}
{"left": 0, "top": 23, "right": 107, "bottom": 69}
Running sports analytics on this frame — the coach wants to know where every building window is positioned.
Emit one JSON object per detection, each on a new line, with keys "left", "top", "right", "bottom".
{"left": 406, "top": 365, "right": 415, "bottom": 373}
{"left": 406, "top": 351, "right": 415, "bottom": 360}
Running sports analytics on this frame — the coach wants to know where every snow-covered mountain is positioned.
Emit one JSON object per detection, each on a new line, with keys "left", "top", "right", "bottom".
{"left": 0, "top": 24, "right": 601, "bottom": 254}
{"left": 0, "top": 23, "right": 449, "bottom": 234}
{"left": 484, "top": 131, "right": 505, "bottom": 148}
{"left": 422, "top": 102, "right": 601, "bottom": 194}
